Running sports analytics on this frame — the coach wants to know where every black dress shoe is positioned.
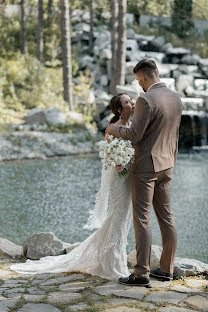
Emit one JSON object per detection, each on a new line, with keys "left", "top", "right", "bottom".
{"left": 118, "top": 274, "right": 151, "bottom": 287}
{"left": 150, "top": 267, "right": 173, "bottom": 281}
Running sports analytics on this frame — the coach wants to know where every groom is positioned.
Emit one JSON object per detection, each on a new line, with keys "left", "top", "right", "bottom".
{"left": 106, "top": 59, "right": 182, "bottom": 287}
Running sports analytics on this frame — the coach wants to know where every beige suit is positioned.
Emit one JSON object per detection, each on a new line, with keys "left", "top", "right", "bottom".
{"left": 111, "top": 82, "right": 182, "bottom": 277}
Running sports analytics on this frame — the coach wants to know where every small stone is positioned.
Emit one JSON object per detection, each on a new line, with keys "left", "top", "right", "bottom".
{"left": 112, "top": 287, "right": 147, "bottom": 300}
{"left": 93, "top": 281, "right": 126, "bottom": 296}
{"left": 144, "top": 291, "right": 188, "bottom": 304}
{"left": 185, "top": 279, "right": 208, "bottom": 288}
{"left": 184, "top": 295, "right": 208, "bottom": 311}
{"left": 47, "top": 292, "right": 82, "bottom": 304}
{"left": 171, "top": 285, "right": 201, "bottom": 293}
{"left": 17, "top": 303, "right": 61, "bottom": 312}
{"left": 23, "top": 294, "right": 45, "bottom": 302}
{"left": 159, "top": 307, "right": 196, "bottom": 312}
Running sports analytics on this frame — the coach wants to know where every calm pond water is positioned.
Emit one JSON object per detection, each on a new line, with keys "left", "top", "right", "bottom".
{"left": 0, "top": 153, "right": 207, "bottom": 263}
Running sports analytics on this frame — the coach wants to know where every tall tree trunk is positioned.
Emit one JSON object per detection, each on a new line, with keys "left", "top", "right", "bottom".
{"left": 115, "top": 0, "right": 126, "bottom": 90}
{"left": 47, "top": 0, "right": 53, "bottom": 24}
{"left": 21, "top": 0, "right": 27, "bottom": 54}
{"left": 37, "top": 0, "right": 44, "bottom": 62}
{"left": 89, "top": 0, "right": 94, "bottom": 55}
{"left": 61, "top": 0, "right": 73, "bottom": 110}
{"left": 110, "top": 0, "right": 119, "bottom": 94}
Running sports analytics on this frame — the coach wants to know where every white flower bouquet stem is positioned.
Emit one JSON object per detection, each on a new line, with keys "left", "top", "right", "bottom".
{"left": 97, "top": 135, "right": 135, "bottom": 176}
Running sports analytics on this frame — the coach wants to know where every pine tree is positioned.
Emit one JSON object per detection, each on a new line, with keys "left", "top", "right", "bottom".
{"left": 172, "top": 0, "right": 194, "bottom": 38}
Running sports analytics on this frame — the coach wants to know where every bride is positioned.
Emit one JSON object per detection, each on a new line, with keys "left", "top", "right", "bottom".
{"left": 10, "top": 93, "right": 135, "bottom": 280}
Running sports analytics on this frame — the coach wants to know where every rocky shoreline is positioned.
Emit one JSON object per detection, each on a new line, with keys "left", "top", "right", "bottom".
{"left": 0, "top": 232, "right": 208, "bottom": 312}
{"left": 1, "top": 232, "right": 207, "bottom": 279}
{"left": 0, "top": 129, "right": 101, "bottom": 162}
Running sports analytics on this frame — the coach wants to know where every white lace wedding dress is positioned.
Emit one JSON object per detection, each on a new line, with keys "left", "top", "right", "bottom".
{"left": 10, "top": 165, "right": 132, "bottom": 280}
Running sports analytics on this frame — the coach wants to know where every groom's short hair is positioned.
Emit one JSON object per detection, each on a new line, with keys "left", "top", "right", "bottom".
{"left": 133, "top": 59, "right": 159, "bottom": 78}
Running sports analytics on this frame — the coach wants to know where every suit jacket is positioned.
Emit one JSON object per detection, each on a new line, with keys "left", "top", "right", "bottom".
{"left": 111, "top": 82, "right": 182, "bottom": 172}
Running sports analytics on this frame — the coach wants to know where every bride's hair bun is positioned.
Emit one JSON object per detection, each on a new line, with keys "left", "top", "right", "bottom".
{"left": 109, "top": 93, "right": 126, "bottom": 124}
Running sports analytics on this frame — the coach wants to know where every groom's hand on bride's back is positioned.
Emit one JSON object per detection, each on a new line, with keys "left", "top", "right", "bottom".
{"left": 105, "top": 123, "right": 119, "bottom": 136}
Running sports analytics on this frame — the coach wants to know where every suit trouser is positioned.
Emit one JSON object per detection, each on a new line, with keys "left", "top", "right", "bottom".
{"left": 131, "top": 168, "right": 177, "bottom": 278}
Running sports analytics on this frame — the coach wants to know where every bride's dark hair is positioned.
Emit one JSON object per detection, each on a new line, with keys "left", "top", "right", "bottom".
{"left": 109, "top": 93, "right": 126, "bottom": 124}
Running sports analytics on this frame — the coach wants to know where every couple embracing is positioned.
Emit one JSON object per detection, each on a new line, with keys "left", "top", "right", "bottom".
{"left": 10, "top": 59, "right": 182, "bottom": 288}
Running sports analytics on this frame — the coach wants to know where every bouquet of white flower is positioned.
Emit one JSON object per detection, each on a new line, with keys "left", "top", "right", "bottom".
{"left": 97, "top": 135, "right": 135, "bottom": 176}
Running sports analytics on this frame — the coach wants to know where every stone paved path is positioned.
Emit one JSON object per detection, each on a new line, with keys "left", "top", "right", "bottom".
{"left": 0, "top": 262, "right": 208, "bottom": 312}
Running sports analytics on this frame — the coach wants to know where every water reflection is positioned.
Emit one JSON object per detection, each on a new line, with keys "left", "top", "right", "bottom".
{"left": 0, "top": 153, "right": 207, "bottom": 263}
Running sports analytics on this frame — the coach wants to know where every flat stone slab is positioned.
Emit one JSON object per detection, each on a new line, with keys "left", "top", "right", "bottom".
{"left": 159, "top": 307, "right": 197, "bottom": 312}
{"left": 185, "top": 279, "right": 208, "bottom": 288}
{"left": 103, "top": 307, "right": 142, "bottom": 312}
{"left": 27, "top": 288, "right": 46, "bottom": 295}
{"left": 33, "top": 273, "right": 57, "bottom": 280}
{"left": 70, "top": 303, "right": 90, "bottom": 311}
{"left": 93, "top": 281, "right": 126, "bottom": 296}
{"left": 5, "top": 287, "right": 25, "bottom": 294}
{"left": 0, "top": 299, "right": 18, "bottom": 312}
{"left": 59, "top": 281, "right": 92, "bottom": 292}
{"left": 171, "top": 285, "right": 202, "bottom": 293}
{"left": 107, "top": 298, "right": 137, "bottom": 306}
{"left": 18, "top": 303, "right": 61, "bottom": 312}
{"left": 47, "top": 291, "right": 83, "bottom": 304}
{"left": 140, "top": 302, "right": 157, "bottom": 310}
{"left": 184, "top": 295, "right": 208, "bottom": 311}
{"left": 40, "top": 274, "right": 85, "bottom": 286}
{"left": 144, "top": 291, "right": 188, "bottom": 304}
{"left": 112, "top": 287, "right": 147, "bottom": 300}
{"left": 23, "top": 294, "right": 46, "bottom": 302}
{"left": 150, "top": 279, "right": 171, "bottom": 288}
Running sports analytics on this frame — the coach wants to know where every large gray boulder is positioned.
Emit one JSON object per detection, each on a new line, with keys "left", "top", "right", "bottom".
{"left": 174, "top": 257, "right": 208, "bottom": 278}
{"left": 126, "top": 39, "right": 138, "bottom": 53}
{"left": 128, "top": 245, "right": 208, "bottom": 278}
{"left": 126, "top": 13, "right": 134, "bottom": 26}
{"left": 147, "top": 36, "right": 165, "bottom": 52}
{"left": 44, "top": 108, "right": 67, "bottom": 126}
{"left": 161, "top": 78, "right": 176, "bottom": 91}
{"left": 24, "top": 108, "right": 67, "bottom": 126}
{"left": 74, "top": 22, "right": 90, "bottom": 33}
{"left": 128, "top": 245, "right": 162, "bottom": 269}
{"left": 176, "top": 74, "right": 194, "bottom": 94}
{"left": 181, "top": 54, "right": 200, "bottom": 65}
{"left": 23, "top": 232, "right": 66, "bottom": 259}
{"left": 127, "top": 28, "right": 136, "bottom": 39}
{"left": 93, "top": 30, "right": 111, "bottom": 52}
{"left": 0, "top": 238, "right": 23, "bottom": 258}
